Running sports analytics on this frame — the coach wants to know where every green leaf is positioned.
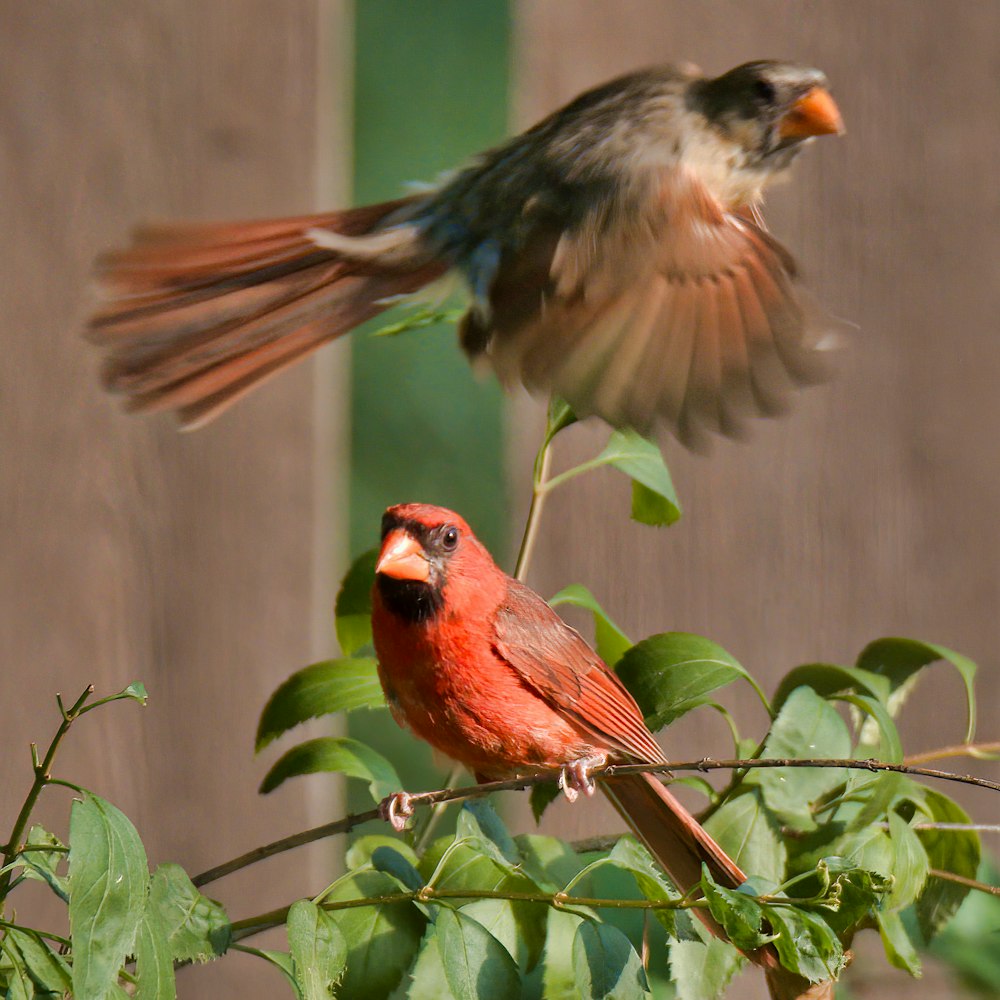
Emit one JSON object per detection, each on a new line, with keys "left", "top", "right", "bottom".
{"left": 460, "top": 896, "right": 545, "bottom": 974}
{"left": 704, "top": 789, "right": 787, "bottom": 884}
{"left": 288, "top": 900, "right": 347, "bottom": 1000}
{"left": 325, "top": 870, "right": 425, "bottom": 999}
{"left": 701, "top": 868, "right": 771, "bottom": 951}
{"left": 236, "top": 947, "right": 302, "bottom": 995}
{"left": 147, "top": 863, "right": 230, "bottom": 962}
{"left": 3, "top": 929, "right": 72, "bottom": 995}
{"left": 0, "top": 937, "right": 35, "bottom": 1000}
{"left": 603, "top": 837, "right": 679, "bottom": 937}
{"left": 437, "top": 907, "right": 521, "bottom": 1000}
{"left": 913, "top": 789, "right": 981, "bottom": 939}
{"left": 17, "top": 825, "right": 68, "bottom": 901}
{"left": 372, "top": 845, "right": 425, "bottom": 894}
{"left": 836, "top": 693, "right": 903, "bottom": 763}
{"left": 120, "top": 681, "right": 149, "bottom": 705}
{"left": 669, "top": 938, "right": 743, "bottom": 1000}
{"left": 456, "top": 800, "right": 521, "bottom": 872}
{"left": 876, "top": 910, "right": 922, "bottom": 977}
{"left": 616, "top": 632, "right": 767, "bottom": 731}
{"left": 370, "top": 304, "right": 463, "bottom": 338}
{"left": 772, "top": 664, "right": 890, "bottom": 714}
{"left": 255, "top": 658, "right": 384, "bottom": 751}
{"left": 572, "top": 920, "right": 649, "bottom": 999}
{"left": 766, "top": 905, "right": 845, "bottom": 982}
{"left": 549, "top": 584, "right": 632, "bottom": 667}
{"left": 886, "top": 812, "right": 930, "bottom": 909}
{"left": 529, "top": 781, "right": 561, "bottom": 824}
{"left": 600, "top": 429, "right": 680, "bottom": 527}
{"left": 856, "top": 638, "right": 978, "bottom": 742}
{"left": 346, "top": 834, "right": 419, "bottom": 871}
{"left": 746, "top": 686, "right": 852, "bottom": 830}
{"left": 543, "top": 397, "right": 578, "bottom": 444}
{"left": 515, "top": 834, "right": 592, "bottom": 895}
{"left": 68, "top": 792, "right": 148, "bottom": 1000}
{"left": 135, "top": 904, "right": 176, "bottom": 1000}
{"left": 258, "top": 736, "right": 400, "bottom": 801}
{"left": 335, "top": 549, "right": 378, "bottom": 656}
{"left": 541, "top": 909, "right": 589, "bottom": 1000}
{"left": 407, "top": 927, "right": 458, "bottom": 1000}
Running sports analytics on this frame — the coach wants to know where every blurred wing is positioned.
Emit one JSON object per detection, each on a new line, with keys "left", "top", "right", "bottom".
{"left": 477, "top": 169, "right": 844, "bottom": 447}
{"left": 492, "top": 579, "right": 664, "bottom": 763}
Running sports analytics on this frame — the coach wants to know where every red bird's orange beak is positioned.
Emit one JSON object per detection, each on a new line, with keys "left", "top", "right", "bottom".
{"left": 376, "top": 530, "right": 430, "bottom": 582}
{"left": 779, "top": 86, "right": 844, "bottom": 139}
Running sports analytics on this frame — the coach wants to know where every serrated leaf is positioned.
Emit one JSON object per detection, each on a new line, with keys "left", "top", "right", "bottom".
{"left": 772, "top": 664, "right": 890, "bottom": 714}
{"left": 746, "top": 686, "right": 851, "bottom": 830}
{"left": 704, "top": 789, "right": 787, "bottom": 884}
{"left": 616, "top": 632, "right": 764, "bottom": 731}
{"left": 147, "top": 863, "right": 230, "bottom": 962}
{"left": 572, "top": 920, "right": 649, "bottom": 998}
{"left": 766, "top": 906, "right": 845, "bottom": 982}
{"left": 135, "top": 903, "right": 175, "bottom": 1000}
{"left": 259, "top": 736, "right": 400, "bottom": 801}
{"left": 437, "top": 907, "right": 521, "bottom": 1000}
{"left": 549, "top": 584, "right": 632, "bottom": 666}
{"left": 288, "top": 900, "right": 347, "bottom": 1000}
{"left": 835, "top": 827, "right": 895, "bottom": 881}
{"left": 856, "top": 638, "right": 978, "bottom": 742}
{"left": 701, "top": 868, "right": 771, "bottom": 951}
{"left": 669, "top": 938, "right": 743, "bottom": 1000}
{"left": 17, "top": 825, "right": 68, "bottom": 901}
{"left": 913, "top": 788, "right": 980, "bottom": 939}
{"left": 255, "top": 658, "right": 384, "bottom": 750}
{"left": 326, "top": 870, "right": 425, "bottom": 999}
{"left": 335, "top": 549, "right": 378, "bottom": 656}
{"left": 598, "top": 429, "right": 681, "bottom": 526}
{"left": 69, "top": 793, "right": 148, "bottom": 1000}
{"left": 876, "top": 910, "right": 922, "bottom": 977}
{"left": 4, "top": 929, "right": 71, "bottom": 994}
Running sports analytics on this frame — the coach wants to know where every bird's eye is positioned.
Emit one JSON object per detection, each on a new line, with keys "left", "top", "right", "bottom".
{"left": 441, "top": 526, "right": 459, "bottom": 551}
{"left": 754, "top": 79, "right": 777, "bottom": 104}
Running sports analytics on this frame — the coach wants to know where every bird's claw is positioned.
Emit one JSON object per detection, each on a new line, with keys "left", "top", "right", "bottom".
{"left": 378, "top": 791, "right": 415, "bottom": 832}
{"left": 559, "top": 754, "right": 608, "bottom": 803}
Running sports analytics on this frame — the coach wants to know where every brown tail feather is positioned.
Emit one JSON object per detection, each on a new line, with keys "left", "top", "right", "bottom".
{"left": 88, "top": 197, "right": 446, "bottom": 427}
{"left": 602, "top": 774, "right": 782, "bottom": 970}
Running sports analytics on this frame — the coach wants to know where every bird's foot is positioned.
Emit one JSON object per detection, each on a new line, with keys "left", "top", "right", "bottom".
{"left": 378, "top": 791, "right": 416, "bottom": 832}
{"left": 558, "top": 753, "right": 608, "bottom": 803}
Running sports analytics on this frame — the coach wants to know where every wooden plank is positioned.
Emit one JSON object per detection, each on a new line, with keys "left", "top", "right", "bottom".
{"left": 510, "top": 0, "right": 999, "bottom": 940}
{"left": 0, "top": 2, "right": 347, "bottom": 995}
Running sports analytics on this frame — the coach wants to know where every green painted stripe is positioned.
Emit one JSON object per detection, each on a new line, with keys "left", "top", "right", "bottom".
{"left": 349, "top": 0, "right": 511, "bottom": 560}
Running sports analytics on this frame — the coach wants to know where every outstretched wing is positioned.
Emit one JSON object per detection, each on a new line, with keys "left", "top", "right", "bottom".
{"left": 469, "top": 168, "right": 844, "bottom": 448}
{"left": 491, "top": 579, "right": 664, "bottom": 764}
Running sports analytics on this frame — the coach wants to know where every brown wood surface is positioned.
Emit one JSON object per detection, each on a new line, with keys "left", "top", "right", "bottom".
{"left": 510, "top": 3, "right": 999, "bottom": 995}
{"left": 1, "top": 3, "right": 347, "bottom": 997}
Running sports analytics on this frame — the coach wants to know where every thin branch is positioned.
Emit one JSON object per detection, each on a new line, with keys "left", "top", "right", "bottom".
{"left": 193, "top": 755, "right": 1000, "bottom": 888}
{"left": 929, "top": 868, "right": 1000, "bottom": 897}
{"left": 905, "top": 741, "right": 1000, "bottom": 765}
{"left": 231, "top": 885, "right": 705, "bottom": 941}
{"left": 513, "top": 435, "right": 552, "bottom": 582}
{"left": 0, "top": 685, "right": 93, "bottom": 910}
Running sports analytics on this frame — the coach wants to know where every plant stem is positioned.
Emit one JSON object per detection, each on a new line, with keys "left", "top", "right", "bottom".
{"left": 230, "top": 885, "right": 705, "bottom": 941}
{"left": 193, "top": 754, "right": 1000, "bottom": 888}
{"left": 905, "top": 741, "right": 1000, "bottom": 765}
{"left": 413, "top": 763, "right": 464, "bottom": 853}
{"left": 513, "top": 435, "right": 552, "bottom": 582}
{"left": 929, "top": 868, "right": 1000, "bottom": 897}
{"left": 0, "top": 685, "right": 93, "bottom": 910}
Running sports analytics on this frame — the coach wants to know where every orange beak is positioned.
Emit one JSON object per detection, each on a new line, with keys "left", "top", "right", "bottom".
{"left": 376, "top": 530, "right": 430, "bottom": 582}
{"left": 779, "top": 86, "right": 844, "bottom": 140}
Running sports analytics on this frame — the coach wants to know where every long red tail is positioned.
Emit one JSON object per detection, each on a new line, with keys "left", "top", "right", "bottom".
{"left": 602, "top": 773, "right": 832, "bottom": 997}
{"left": 87, "top": 197, "right": 445, "bottom": 427}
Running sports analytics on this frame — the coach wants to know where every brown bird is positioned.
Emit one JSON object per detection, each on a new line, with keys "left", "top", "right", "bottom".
{"left": 88, "top": 61, "right": 844, "bottom": 448}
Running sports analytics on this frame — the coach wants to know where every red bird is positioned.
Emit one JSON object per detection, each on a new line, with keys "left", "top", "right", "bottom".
{"left": 370, "top": 503, "right": 746, "bottom": 912}
{"left": 88, "top": 61, "right": 844, "bottom": 448}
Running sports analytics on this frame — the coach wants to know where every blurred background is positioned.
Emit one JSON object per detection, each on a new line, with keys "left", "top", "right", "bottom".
{"left": 2, "top": 1, "right": 998, "bottom": 997}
